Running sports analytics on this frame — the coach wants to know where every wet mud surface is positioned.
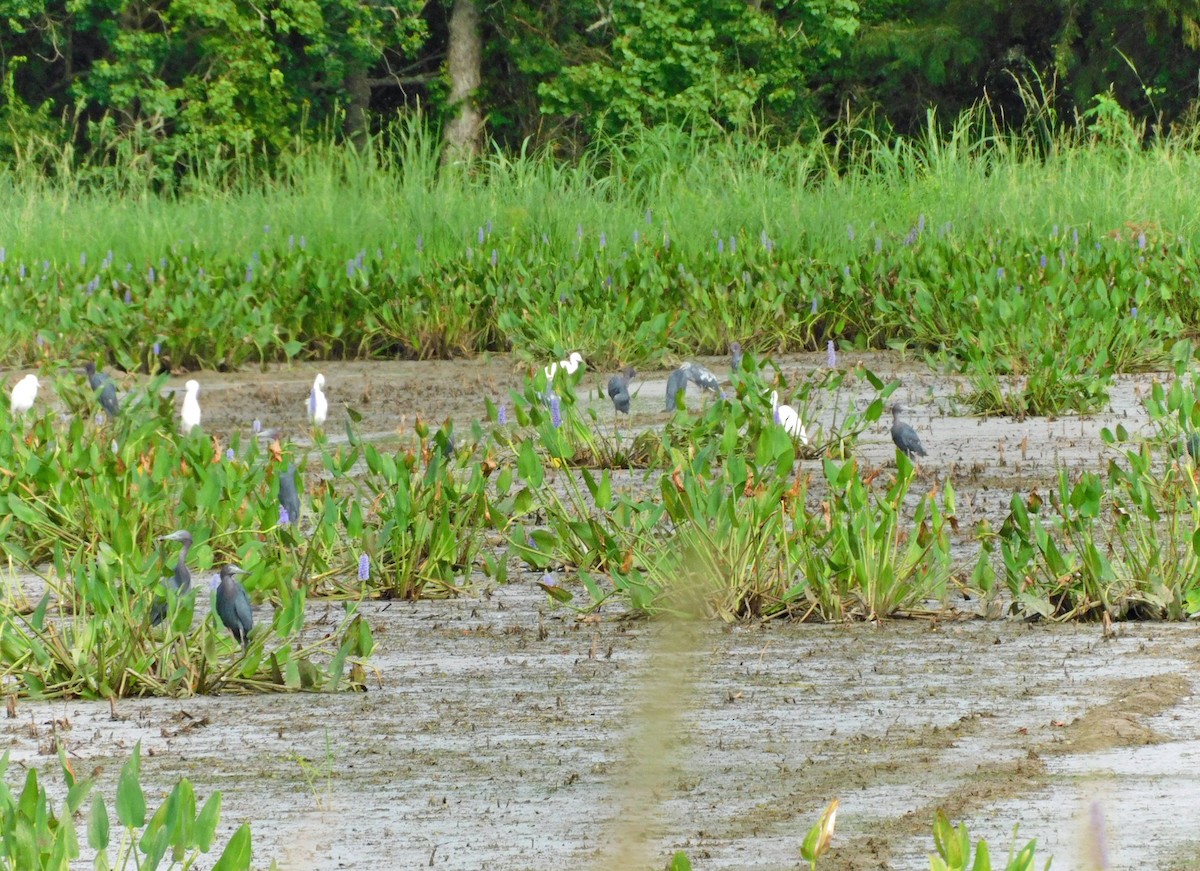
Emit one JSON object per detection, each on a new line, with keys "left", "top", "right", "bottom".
{"left": 3, "top": 353, "right": 1198, "bottom": 869}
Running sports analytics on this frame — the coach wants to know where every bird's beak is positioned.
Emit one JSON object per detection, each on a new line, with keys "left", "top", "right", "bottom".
{"left": 230, "top": 566, "right": 249, "bottom": 576}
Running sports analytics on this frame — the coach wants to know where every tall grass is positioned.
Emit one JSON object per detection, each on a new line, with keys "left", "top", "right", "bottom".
{"left": 5, "top": 108, "right": 1200, "bottom": 266}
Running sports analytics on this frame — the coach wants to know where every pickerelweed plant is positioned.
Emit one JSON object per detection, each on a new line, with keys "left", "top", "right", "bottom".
{"left": 328, "top": 415, "right": 495, "bottom": 599}
{"left": 0, "top": 743, "right": 266, "bottom": 871}
{"left": 0, "top": 539, "right": 373, "bottom": 698}
{"left": 978, "top": 362, "right": 1200, "bottom": 622}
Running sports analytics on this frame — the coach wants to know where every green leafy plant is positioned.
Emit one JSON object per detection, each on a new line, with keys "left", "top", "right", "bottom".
{"left": 0, "top": 744, "right": 261, "bottom": 870}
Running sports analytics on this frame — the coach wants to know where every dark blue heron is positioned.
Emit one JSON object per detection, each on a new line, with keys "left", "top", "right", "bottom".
{"left": 890, "top": 404, "right": 927, "bottom": 459}
{"left": 607, "top": 367, "right": 636, "bottom": 414}
{"left": 278, "top": 464, "right": 301, "bottom": 526}
{"left": 211, "top": 564, "right": 253, "bottom": 651}
{"left": 730, "top": 342, "right": 743, "bottom": 372}
{"left": 151, "top": 529, "right": 193, "bottom": 625}
{"left": 83, "top": 363, "right": 120, "bottom": 417}
{"left": 665, "top": 367, "right": 689, "bottom": 411}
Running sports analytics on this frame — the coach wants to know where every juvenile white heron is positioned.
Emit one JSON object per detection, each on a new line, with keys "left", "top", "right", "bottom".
{"left": 181, "top": 380, "right": 201, "bottom": 434}
{"left": 544, "top": 352, "right": 584, "bottom": 380}
{"left": 771, "top": 390, "right": 809, "bottom": 444}
{"left": 10, "top": 374, "right": 38, "bottom": 416}
{"left": 308, "top": 373, "right": 328, "bottom": 426}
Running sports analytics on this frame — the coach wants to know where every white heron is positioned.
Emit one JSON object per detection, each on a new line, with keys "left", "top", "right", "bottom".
{"left": 181, "top": 380, "right": 201, "bottom": 434}
{"left": 771, "top": 390, "right": 808, "bottom": 444}
{"left": 10, "top": 374, "right": 39, "bottom": 416}
{"left": 308, "top": 373, "right": 328, "bottom": 426}
{"left": 544, "top": 352, "right": 584, "bottom": 381}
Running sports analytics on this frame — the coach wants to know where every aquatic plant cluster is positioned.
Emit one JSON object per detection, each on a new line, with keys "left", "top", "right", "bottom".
{"left": 0, "top": 222, "right": 1183, "bottom": 416}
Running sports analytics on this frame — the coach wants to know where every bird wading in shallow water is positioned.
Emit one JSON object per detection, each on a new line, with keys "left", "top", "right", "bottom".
{"left": 211, "top": 565, "right": 253, "bottom": 651}
{"left": 180, "top": 380, "right": 201, "bottom": 434}
{"left": 10, "top": 374, "right": 38, "bottom": 416}
{"left": 890, "top": 404, "right": 927, "bottom": 460}
{"left": 309, "top": 373, "right": 328, "bottom": 427}
{"left": 151, "top": 529, "right": 194, "bottom": 626}
{"left": 607, "top": 367, "right": 636, "bottom": 415}
{"left": 84, "top": 363, "right": 120, "bottom": 417}
{"left": 770, "top": 390, "right": 808, "bottom": 444}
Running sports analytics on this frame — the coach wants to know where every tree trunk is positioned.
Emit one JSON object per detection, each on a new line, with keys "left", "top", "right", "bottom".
{"left": 345, "top": 70, "right": 371, "bottom": 147}
{"left": 442, "top": 0, "right": 484, "bottom": 164}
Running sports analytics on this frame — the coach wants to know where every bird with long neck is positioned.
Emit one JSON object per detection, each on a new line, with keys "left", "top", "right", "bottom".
{"left": 211, "top": 564, "right": 253, "bottom": 651}
{"left": 607, "top": 366, "right": 636, "bottom": 415}
{"left": 181, "top": 380, "right": 201, "bottom": 434}
{"left": 151, "top": 529, "right": 194, "bottom": 626}
{"left": 890, "top": 404, "right": 927, "bottom": 460}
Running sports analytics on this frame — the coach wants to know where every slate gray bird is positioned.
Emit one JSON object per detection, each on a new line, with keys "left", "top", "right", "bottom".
{"left": 665, "top": 367, "right": 689, "bottom": 411}
{"left": 151, "top": 529, "right": 194, "bottom": 626}
{"left": 730, "top": 342, "right": 743, "bottom": 372}
{"left": 278, "top": 464, "right": 301, "bottom": 526}
{"left": 83, "top": 362, "right": 120, "bottom": 417}
{"left": 1186, "top": 432, "right": 1200, "bottom": 461}
{"left": 890, "top": 404, "right": 927, "bottom": 459}
{"left": 211, "top": 564, "right": 253, "bottom": 651}
{"left": 607, "top": 367, "right": 636, "bottom": 414}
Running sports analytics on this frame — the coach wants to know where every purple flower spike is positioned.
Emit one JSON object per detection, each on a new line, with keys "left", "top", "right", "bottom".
{"left": 225, "top": 448, "right": 235, "bottom": 461}
{"left": 827, "top": 340, "right": 837, "bottom": 369}
{"left": 729, "top": 236, "right": 736, "bottom": 254}
{"left": 632, "top": 230, "right": 640, "bottom": 245}
{"left": 300, "top": 235, "right": 307, "bottom": 249}
{"left": 477, "top": 227, "right": 485, "bottom": 245}
{"left": 599, "top": 232, "right": 607, "bottom": 249}
{"left": 253, "top": 418, "right": 262, "bottom": 433}
{"left": 245, "top": 266, "right": 254, "bottom": 282}
{"left": 0, "top": 248, "right": 5, "bottom": 263}
{"left": 645, "top": 209, "right": 653, "bottom": 225}
{"left": 153, "top": 341, "right": 161, "bottom": 356}
{"left": 875, "top": 237, "right": 882, "bottom": 254}
{"left": 279, "top": 505, "right": 290, "bottom": 525}
{"left": 576, "top": 224, "right": 583, "bottom": 240}
{"left": 124, "top": 290, "right": 132, "bottom": 304}
{"left": 497, "top": 404, "right": 507, "bottom": 425}
{"left": 358, "top": 554, "right": 370, "bottom": 581}
{"left": 917, "top": 214, "right": 926, "bottom": 233}
{"left": 1040, "top": 254, "right": 1047, "bottom": 269}
{"left": 717, "top": 238, "right": 724, "bottom": 255}
{"left": 810, "top": 298, "right": 819, "bottom": 315}
{"left": 549, "top": 394, "right": 562, "bottom": 429}
{"left": 1131, "top": 306, "right": 1139, "bottom": 320}
{"left": 486, "top": 219, "right": 493, "bottom": 235}
{"left": 773, "top": 406, "right": 781, "bottom": 425}
{"left": 490, "top": 249, "right": 498, "bottom": 268}
{"left": 1138, "top": 232, "right": 1147, "bottom": 250}
{"left": 847, "top": 225, "right": 855, "bottom": 242}
{"left": 997, "top": 267, "right": 1005, "bottom": 280}
{"left": 80, "top": 252, "right": 87, "bottom": 267}
{"left": 148, "top": 266, "right": 155, "bottom": 283}
{"left": 416, "top": 234, "right": 424, "bottom": 254}
{"left": 288, "top": 234, "right": 295, "bottom": 249}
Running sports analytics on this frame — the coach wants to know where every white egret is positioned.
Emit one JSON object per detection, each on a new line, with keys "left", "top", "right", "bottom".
{"left": 10, "top": 374, "right": 39, "bottom": 416}
{"left": 771, "top": 390, "right": 808, "bottom": 444}
{"left": 544, "top": 352, "right": 584, "bottom": 380}
{"left": 308, "top": 373, "right": 328, "bottom": 426}
{"left": 181, "top": 380, "right": 201, "bottom": 434}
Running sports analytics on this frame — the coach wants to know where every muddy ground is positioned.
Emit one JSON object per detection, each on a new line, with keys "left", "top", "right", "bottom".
{"left": 2, "top": 352, "right": 1198, "bottom": 870}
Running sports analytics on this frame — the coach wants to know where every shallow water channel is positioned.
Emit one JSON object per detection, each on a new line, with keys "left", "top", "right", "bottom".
{"left": 2, "top": 353, "right": 1197, "bottom": 869}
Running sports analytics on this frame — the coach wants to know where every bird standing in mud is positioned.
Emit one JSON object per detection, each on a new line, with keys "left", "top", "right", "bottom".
{"left": 211, "top": 564, "right": 253, "bottom": 652}
{"left": 544, "top": 352, "right": 585, "bottom": 381}
{"left": 180, "top": 380, "right": 201, "bottom": 434}
{"left": 607, "top": 367, "right": 636, "bottom": 415}
{"left": 890, "top": 404, "right": 927, "bottom": 460}
{"left": 10, "top": 374, "right": 38, "bottom": 416}
{"left": 309, "top": 373, "right": 328, "bottom": 427}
